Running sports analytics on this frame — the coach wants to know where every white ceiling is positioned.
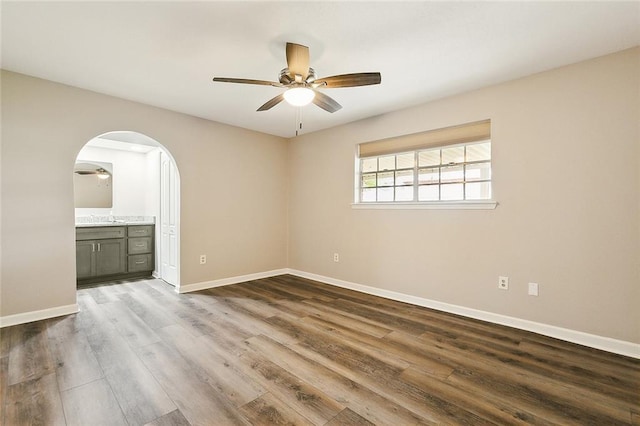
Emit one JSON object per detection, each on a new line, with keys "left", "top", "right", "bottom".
{"left": 2, "top": 2, "right": 639, "bottom": 138}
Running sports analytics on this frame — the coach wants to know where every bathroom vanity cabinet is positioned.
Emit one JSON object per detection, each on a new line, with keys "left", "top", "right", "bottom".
{"left": 76, "top": 224, "right": 154, "bottom": 285}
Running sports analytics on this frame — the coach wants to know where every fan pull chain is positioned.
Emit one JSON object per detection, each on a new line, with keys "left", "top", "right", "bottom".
{"left": 295, "top": 107, "right": 304, "bottom": 136}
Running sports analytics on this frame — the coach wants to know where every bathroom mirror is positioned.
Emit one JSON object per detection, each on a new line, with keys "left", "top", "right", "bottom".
{"left": 74, "top": 161, "right": 113, "bottom": 208}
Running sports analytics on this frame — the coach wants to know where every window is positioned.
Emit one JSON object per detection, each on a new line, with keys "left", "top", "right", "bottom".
{"left": 355, "top": 120, "right": 495, "bottom": 208}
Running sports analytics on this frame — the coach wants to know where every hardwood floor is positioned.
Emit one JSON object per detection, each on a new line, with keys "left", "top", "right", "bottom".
{"left": 1, "top": 275, "right": 638, "bottom": 425}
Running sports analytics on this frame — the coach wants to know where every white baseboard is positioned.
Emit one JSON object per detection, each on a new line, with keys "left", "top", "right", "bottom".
{"left": 0, "top": 303, "right": 79, "bottom": 328}
{"left": 287, "top": 269, "right": 640, "bottom": 359}
{"left": 177, "top": 269, "right": 289, "bottom": 294}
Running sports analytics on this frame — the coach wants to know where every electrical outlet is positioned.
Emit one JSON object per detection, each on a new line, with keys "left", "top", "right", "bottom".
{"left": 199, "top": 254, "right": 207, "bottom": 265}
{"left": 333, "top": 253, "right": 340, "bottom": 262}
{"left": 498, "top": 276, "right": 509, "bottom": 290}
{"left": 528, "top": 282, "right": 539, "bottom": 296}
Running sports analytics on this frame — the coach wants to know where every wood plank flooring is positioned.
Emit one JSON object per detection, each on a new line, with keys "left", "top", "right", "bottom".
{"left": 1, "top": 275, "right": 638, "bottom": 425}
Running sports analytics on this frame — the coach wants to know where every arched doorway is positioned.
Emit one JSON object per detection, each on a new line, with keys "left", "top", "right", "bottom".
{"left": 73, "top": 131, "right": 180, "bottom": 289}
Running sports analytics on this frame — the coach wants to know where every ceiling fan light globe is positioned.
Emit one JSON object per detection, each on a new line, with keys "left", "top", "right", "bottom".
{"left": 96, "top": 169, "right": 111, "bottom": 180}
{"left": 283, "top": 87, "right": 315, "bottom": 107}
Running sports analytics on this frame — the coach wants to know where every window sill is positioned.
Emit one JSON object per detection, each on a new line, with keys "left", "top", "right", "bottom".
{"left": 351, "top": 200, "right": 498, "bottom": 210}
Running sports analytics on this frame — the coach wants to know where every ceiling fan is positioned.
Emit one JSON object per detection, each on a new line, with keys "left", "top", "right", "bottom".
{"left": 212, "top": 42, "right": 381, "bottom": 113}
{"left": 74, "top": 166, "right": 110, "bottom": 179}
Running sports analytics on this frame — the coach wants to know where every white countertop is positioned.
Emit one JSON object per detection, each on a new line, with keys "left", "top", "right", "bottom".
{"left": 75, "top": 221, "right": 155, "bottom": 228}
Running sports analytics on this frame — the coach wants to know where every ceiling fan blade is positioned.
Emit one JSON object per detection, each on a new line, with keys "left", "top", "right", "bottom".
{"left": 257, "top": 94, "right": 285, "bottom": 112}
{"left": 213, "top": 77, "right": 282, "bottom": 87}
{"left": 312, "top": 91, "right": 342, "bottom": 113}
{"left": 314, "top": 72, "right": 381, "bottom": 88}
{"left": 286, "top": 42, "right": 310, "bottom": 80}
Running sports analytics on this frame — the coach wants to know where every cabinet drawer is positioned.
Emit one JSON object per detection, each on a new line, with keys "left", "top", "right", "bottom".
{"left": 76, "top": 227, "right": 126, "bottom": 240}
{"left": 128, "top": 254, "right": 153, "bottom": 272}
{"left": 128, "top": 225, "right": 153, "bottom": 237}
{"left": 128, "top": 237, "right": 152, "bottom": 254}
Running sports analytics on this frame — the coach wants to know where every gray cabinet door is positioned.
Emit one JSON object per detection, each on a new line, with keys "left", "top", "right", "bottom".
{"left": 76, "top": 241, "right": 95, "bottom": 279}
{"left": 95, "top": 239, "right": 126, "bottom": 276}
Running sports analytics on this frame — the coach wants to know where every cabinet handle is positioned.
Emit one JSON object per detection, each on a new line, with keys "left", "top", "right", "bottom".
{"left": 92, "top": 243, "right": 95, "bottom": 252}
{"left": 135, "top": 243, "right": 145, "bottom": 247}
{"left": 97, "top": 243, "right": 101, "bottom": 251}
{"left": 135, "top": 260, "right": 145, "bottom": 264}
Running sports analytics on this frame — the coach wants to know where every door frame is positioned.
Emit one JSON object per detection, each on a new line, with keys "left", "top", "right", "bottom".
{"left": 73, "top": 131, "right": 181, "bottom": 290}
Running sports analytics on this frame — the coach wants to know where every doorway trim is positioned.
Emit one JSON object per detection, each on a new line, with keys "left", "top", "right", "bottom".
{"left": 73, "top": 131, "right": 181, "bottom": 290}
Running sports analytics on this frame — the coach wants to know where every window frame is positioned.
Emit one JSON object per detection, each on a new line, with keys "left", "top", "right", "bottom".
{"left": 353, "top": 140, "right": 497, "bottom": 210}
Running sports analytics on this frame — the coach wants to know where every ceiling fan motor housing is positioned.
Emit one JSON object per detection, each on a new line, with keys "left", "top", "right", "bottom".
{"left": 279, "top": 68, "right": 316, "bottom": 85}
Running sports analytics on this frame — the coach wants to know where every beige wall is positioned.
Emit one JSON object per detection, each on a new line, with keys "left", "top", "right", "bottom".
{"left": 288, "top": 48, "right": 639, "bottom": 343}
{"left": 1, "top": 70, "right": 288, "bottom": 317}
